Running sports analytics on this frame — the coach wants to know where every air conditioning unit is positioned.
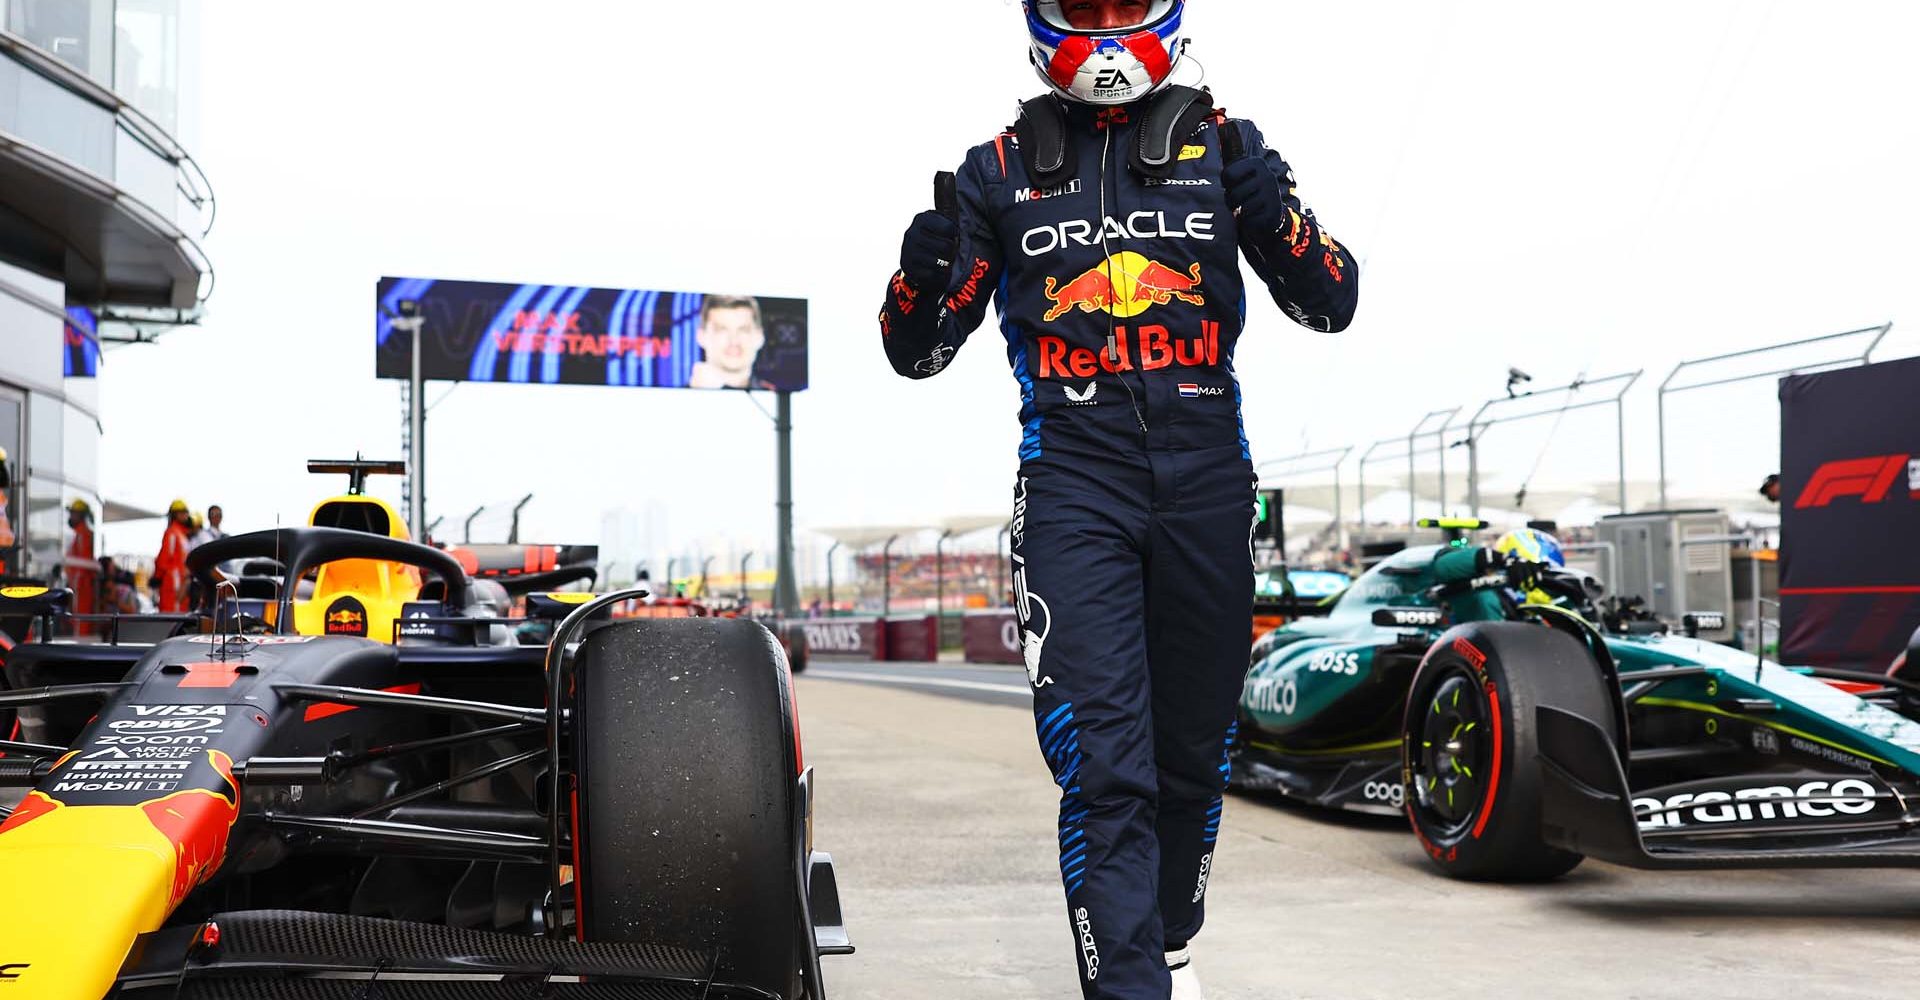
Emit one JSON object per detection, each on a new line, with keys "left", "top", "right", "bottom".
{"left": 1597, "top": 510, "right": 1734, "bottom": 641}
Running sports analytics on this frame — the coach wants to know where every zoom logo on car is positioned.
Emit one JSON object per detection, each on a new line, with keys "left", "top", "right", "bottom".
{"left": 1632, "top": 775, "right": 1888, "bottom": 830}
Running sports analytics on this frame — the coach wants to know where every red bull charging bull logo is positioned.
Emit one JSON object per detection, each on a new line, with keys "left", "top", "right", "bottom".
{"left": 1043, "top": 252, "right": 1204, "bottom": 322}
{"left": 140, "top": 749, "right": 241, "bottom": 907}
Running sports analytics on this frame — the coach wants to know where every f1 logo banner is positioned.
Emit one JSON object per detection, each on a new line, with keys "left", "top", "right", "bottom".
{"left": 1779, "top": 355, "right": 1920, "bottom": 666}
{"left": 375, "top": 277, "right": 808, "bottom": 392}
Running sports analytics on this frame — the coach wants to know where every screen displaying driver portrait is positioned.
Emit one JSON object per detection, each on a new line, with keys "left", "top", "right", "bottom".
{"left": 374, "top": 277, "right": 809, "bottom": 392}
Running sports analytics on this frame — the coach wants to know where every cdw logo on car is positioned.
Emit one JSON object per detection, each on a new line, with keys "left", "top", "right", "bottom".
{"left": 1794, "top": 453, "right": 1920, "bottom": 508}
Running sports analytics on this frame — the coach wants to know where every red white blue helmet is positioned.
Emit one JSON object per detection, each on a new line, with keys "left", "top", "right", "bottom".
{"left": 1023, "top": 1, "right": 1187, "bottom": 106}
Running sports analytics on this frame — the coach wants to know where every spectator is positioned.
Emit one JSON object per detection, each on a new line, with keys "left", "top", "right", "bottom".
{"left": 0, "top": 445, "right": 13, "bottom": 574}
{"left": 99, "top": 557, "right": 140, "bottom": 615}
{"left": 156, "top": 499, "right": 193, "bottom": 613}
{"left": 197, "top": 504, "right": 227, "bottom": 545}
{"left": 1759, "top": 473, "right": 1781, "bottom": 504}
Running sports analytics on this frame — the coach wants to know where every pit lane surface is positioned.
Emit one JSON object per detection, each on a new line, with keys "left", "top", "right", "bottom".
{"left": 801, "top": 667, "right": 1920, "bottom": 999}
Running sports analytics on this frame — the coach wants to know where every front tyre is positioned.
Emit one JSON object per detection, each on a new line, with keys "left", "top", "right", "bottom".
{"left": 1402, "top": 621, "right": 1613, "bottom": 881}
{"left": 571, "top": 617, "right": 804, "bottom": 997}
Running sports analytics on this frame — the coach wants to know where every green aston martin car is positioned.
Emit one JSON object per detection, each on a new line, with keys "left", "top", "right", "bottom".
{"left": 1234, "top": 520, "right": 1920, "bottom": 880}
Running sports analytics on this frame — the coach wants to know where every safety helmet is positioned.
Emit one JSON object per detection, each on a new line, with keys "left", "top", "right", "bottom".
{"left": 68, "top": 498, "right": 91, "bottom": 516}
{"left": 1494, "top": 528, "right": 1566, "bottom": 567}
{"left": 1023, "top": 0, "right": 1187, "bottom": 106}
{"left": 168, "top": 498, "right": 189, "bottom": 515}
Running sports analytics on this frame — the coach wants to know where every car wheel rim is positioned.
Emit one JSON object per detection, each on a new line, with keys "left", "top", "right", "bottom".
{"left": 1413, "top": 670, "right": 1491, "bottom": 836}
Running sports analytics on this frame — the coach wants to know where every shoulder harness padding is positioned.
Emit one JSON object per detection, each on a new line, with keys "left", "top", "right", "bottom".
{"left": 1131, "top": 84, "right": 1215, "bottom": 178}
{"left": 1014, "top": 95, "right": 1073, "bottom": 188}
{"left": 1014, "top": 86, "right": 1219, "bottom": 185}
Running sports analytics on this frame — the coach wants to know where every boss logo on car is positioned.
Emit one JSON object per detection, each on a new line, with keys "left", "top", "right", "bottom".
{"left": 1307, "top": 650, "right": 1360, "bottom": 675}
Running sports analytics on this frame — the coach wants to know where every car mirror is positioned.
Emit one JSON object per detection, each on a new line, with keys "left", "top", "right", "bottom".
{"left": 1682, "top": 611, "right": 1726, "bottom": 637}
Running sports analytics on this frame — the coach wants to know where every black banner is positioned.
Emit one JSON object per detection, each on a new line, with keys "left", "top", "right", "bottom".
{"left": 375, "top": 277, "right": 808, "bottom": 391}
{"left": 1779, "top": 356, "right": 1920, "bottom": 666}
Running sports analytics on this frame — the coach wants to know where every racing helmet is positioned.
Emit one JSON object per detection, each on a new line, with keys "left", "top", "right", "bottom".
{"left": 1494, "top": 527, "right": 1565, "bottom": 567}
{"left": 1023, "top": 0, "right": 1187, "bottom": 106}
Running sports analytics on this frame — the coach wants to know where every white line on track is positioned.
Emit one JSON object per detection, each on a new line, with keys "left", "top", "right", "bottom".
{"left": 805, "top": 669, "right": 1032, "bottom": 698}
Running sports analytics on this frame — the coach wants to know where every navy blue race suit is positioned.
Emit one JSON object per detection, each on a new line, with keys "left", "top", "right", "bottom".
{"left": 879, "top": 95, "right": 1357, "bottom": 1000}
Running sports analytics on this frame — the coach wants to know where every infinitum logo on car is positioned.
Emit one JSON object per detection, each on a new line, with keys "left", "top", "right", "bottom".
{"left": 1075, "top": 907, "right": 1100, "bottom": 980}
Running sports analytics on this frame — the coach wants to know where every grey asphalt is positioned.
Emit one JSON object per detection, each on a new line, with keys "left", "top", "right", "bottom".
{"left": 800, "top": 670, "right": 1920, "bottom": 1000}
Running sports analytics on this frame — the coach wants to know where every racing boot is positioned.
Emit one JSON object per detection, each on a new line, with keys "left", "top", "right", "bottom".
{"left": 1166, "top": 944, "right": 1205, "bottom": 1000}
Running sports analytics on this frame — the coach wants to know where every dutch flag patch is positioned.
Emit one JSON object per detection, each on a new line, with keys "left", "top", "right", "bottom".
{"left": 1177, "top": 384, "right": 1200, "bottom": 398}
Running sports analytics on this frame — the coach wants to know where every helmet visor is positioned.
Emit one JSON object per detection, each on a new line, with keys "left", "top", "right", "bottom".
{"left": 1031, "top": 0, "right": 1178, "bottom": 34}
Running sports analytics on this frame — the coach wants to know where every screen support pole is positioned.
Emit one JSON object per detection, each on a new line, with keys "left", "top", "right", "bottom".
{"left": 774, "top": 390, "right": 798, "bottom": 617}
{"left": 409, "top": 329, "right": 425, "bottom": 538}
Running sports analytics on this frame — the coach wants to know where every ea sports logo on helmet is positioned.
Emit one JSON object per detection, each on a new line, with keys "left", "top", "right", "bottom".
{"left": 1023, "top": 1, "right": 1187, "bottom": 106}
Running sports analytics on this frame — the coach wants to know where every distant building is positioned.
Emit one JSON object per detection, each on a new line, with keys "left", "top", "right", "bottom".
{"left": 0, "top": 0, "right": 212, "bottom": 577}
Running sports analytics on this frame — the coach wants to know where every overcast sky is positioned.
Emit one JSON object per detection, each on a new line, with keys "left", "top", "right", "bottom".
{"left": 96, "top": 1, "right": 1920, "bottom": 562}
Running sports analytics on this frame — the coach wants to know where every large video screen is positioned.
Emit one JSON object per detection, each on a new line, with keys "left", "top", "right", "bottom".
{"left": 375, "top": 277, "right": 808, "bottom": 391}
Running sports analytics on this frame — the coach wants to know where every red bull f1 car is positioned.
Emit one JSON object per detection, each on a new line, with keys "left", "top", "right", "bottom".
{"left": 0, "top": 464, "right": 847, "bottom": 999}
{"left": 1235, "top": 520, "right": 1920, "bottom": 881}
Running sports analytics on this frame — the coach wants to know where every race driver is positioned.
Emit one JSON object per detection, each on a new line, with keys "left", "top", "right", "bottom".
{"left": 876, "top": 2, "right": 1357, "bottom": 997}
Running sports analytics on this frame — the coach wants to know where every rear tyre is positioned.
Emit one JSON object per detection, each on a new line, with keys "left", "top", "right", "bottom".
{"left": 1402, "top": 621, "right": 1614, "bottom": 881}
{"left": 571, "top": 617, "right": 803, "bottom": 997}
{"left": 785, "top": 625, "right": 809, "bottom": 675}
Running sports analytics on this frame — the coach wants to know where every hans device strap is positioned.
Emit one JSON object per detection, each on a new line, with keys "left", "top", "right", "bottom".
{"left": 1015, "top": 95, "right": 1074, "bottom": 187}
{"left": 1130, "top": 85, "right": 1214, "bottom": 178}
{"left": 1014, "top": 87, "right": 1221, "bottom": 186}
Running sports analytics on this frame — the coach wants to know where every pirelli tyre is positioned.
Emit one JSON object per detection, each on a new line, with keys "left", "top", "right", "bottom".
{"left": 570, "top": 617, "right": 805, "bottom": 997}
{"left": 1401, "top": 620, "right": 1615, "bottom": 881}
{"left": 785, "top": 625, "right": 810, "bottom": 675}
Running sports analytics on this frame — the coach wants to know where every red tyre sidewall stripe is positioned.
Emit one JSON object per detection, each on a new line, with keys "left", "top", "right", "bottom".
{"left": 570, "top": 783, "right": 585, "bottom": 942}
{"left": 784, "top": 657, "right": 803, "bottom": 775}
{"left": 1471, "top": 680, "right": 1504, "bottom": 840}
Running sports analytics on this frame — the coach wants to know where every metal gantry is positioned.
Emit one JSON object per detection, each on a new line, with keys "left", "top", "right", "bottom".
{"left": 1255, "top": 446, "right": 1354, "bottom": 554}
{"left": 1461, "top": 370, "right": 1642, "bottom": 518}
{"left": 1656, "top": 323, "right": 1891, "bottom": 509}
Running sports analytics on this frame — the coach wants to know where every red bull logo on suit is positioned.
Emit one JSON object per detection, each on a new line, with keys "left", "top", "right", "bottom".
{"left": 1042, "top": 252, "right": 1206, "bottom": 322}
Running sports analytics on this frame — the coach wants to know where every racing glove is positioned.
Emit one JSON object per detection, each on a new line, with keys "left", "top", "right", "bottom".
{"left": 1222, "top": 155, "right": 1294, "bottom": 243}
{"left": 898, "top": 210, "right": 959, "bottom": 291}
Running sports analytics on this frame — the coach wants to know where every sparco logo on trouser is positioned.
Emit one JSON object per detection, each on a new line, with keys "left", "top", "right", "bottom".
{"left": 1075, "top": 908, "right": 1100, "bottom": 980}
{"left": 1191, "top": 852, "right": 1213, "bottom": 903}
{"left": 1011, "top": 478, "right": 1052, "bottom": 687}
